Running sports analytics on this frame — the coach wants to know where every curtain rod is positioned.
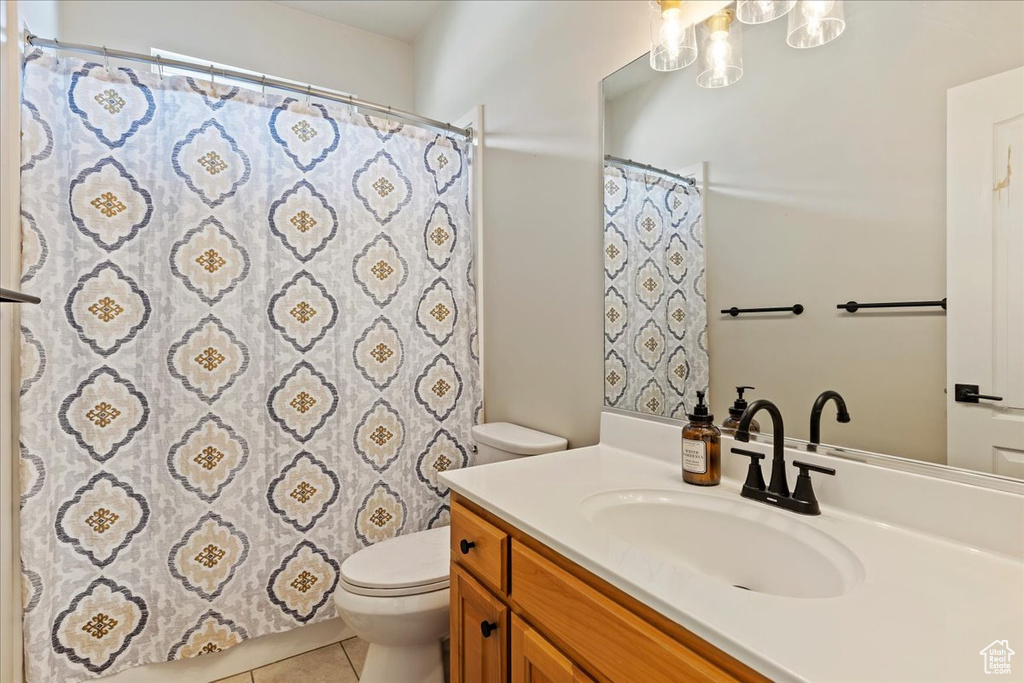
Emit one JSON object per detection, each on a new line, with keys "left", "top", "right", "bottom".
{"left": 24, "top": 34, "right": 473, "bottom": 141}
{"left": 604, "top": 155, "right": 695, "bottom": 186}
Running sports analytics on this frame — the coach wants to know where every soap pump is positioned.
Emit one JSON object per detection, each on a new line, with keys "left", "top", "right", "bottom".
{"left": 682, "top": 390, "right": 721, "bottom": 486}
{"left": 723, "top": 386, "right": 760, "bottom": 433}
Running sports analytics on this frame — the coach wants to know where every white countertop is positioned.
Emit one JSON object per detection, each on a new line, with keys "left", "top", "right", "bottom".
{"left": 440, "top": 443, "right": 1024, "bottom": 682}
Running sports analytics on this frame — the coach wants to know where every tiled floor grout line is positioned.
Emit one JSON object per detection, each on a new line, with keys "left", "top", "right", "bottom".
{"left": 339, "top": 639, "right": 360, "bottom": 680}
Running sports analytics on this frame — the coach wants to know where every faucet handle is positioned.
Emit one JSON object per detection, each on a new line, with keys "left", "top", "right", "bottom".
{"left": 793, "top": 461, "right": 836, "bottom": 477}
{"left": 791, "top": 461, "right": 835, "bottom": 514}
{"left": 731, "top": 448, "right": 766, "bottom": 492}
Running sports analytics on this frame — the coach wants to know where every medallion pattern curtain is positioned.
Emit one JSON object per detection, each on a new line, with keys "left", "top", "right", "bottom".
{"left": 18, "top": 50, "right": 480, "bottom": 682}
{"left": 603, "top": 164, "right": 709, "bottom": 418}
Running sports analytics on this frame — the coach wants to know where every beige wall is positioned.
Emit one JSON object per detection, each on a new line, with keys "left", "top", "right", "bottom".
{"left": 604, "top": 0, "right": 1024, "bottom": 463}
{"left": 413, "top": 0, "right": 650, "bottom": 447}
{"left": 53, "top": 0, "right": 415, "bottom": 109}
{"left": 1, "top": 3, "right": 26, "bottom": 681}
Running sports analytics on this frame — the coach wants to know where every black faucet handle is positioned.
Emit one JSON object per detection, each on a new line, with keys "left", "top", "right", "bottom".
{"left": 792, "top": 461, "right": 835, "bottom": 477}
{"left": 732, "top": 448, "right": 766, "bottom": 492}
{"left": 791, "top": 460, "right": 835, "bottom": 514}
{"left": 732, "top": 448, "right": 764, "bottom": 461}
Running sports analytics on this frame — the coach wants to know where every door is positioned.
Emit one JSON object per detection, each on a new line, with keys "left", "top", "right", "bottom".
{"left": 511, "top": 615, "right": 594, "bottom": 683}
{"left": 947, "top": 67, "right": 1024, "bottom": 477}
{"left": 451, "top": 563, "right": 508, "bottom": 683}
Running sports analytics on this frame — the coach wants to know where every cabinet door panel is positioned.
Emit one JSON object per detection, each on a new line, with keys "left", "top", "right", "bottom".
{"left": 451, "top": 563, "right": 508, "bottom": 683}
{"left": 511, "top": 614, "right": 593, "bottom": 683}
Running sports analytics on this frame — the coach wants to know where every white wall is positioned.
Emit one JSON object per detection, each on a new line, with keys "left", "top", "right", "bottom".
{"left": 49, "top": 0, "right": 414, "bottom": 109}
{"left": 413, "top": 0, "right": 650, "bottom": 447}
{"left": 605, "top": 1, "right": 1023, "bottom": 463}
{"left": 18, "top": 0, "right": 55, "bottom": 38}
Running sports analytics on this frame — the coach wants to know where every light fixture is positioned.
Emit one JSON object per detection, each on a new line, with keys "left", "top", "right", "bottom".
{"left": 736, "top": 0, "right": 796, "bottom": 25}
{"left": 649, "top": 0, "right": 697, "bottom": 72}
{"left": 696, "top": 9, "right": 743, "bottom": 88}
{"left": 787, "top": 0, "right": 846, "bottom": 48}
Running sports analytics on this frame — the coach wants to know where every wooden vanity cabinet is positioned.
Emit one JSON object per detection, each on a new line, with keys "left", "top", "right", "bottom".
{"left": 450, "top": 493, "right": 768, "bottom": 683}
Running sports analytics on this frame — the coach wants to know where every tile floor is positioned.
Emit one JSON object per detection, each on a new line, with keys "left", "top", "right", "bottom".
{"left": 215, "top": 637, "right": 368, "bottom": 683}
{"left": 215, "top": 636, "right": 449, "bottom": 683}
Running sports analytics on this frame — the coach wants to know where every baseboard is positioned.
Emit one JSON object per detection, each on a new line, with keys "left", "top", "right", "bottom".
{"left": 97, "top": 618, "right": 353, "bottom": 683}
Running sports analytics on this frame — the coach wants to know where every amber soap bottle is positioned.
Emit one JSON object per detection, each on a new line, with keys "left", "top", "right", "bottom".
{"left": 682, "top": 390, "right": 721, "bottom": 486}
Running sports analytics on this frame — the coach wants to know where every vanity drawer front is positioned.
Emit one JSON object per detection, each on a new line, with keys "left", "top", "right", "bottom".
{"left": 452, "top": 501, "right": 509, "bottom": 594}
{"left": 510, "top": 541, "right": 746, "bottom": 683}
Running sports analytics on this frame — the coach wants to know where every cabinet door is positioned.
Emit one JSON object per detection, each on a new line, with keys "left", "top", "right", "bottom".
{"left": 511, "top": 615, "right": 594, "bottom": 683}
{"left": 451, "top": 563, "right": 508, "bottom": 683}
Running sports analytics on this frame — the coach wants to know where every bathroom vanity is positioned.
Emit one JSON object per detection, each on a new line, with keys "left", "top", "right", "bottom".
{"left": 442, "top": 412, "right": 1024, "bottom": 682}
{"left": 449, "top": 495, "right": 764, "bottom": 682}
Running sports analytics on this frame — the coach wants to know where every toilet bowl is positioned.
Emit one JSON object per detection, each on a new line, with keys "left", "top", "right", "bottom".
{"left": 333, "top": 422, "right": 567, "bottom": 683}
{"left": 334, "top": 527, "right": 451, "bottom": 683}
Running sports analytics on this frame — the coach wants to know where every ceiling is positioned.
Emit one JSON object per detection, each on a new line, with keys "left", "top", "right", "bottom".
{"left": 272, "top": 1, "right": 447, "bottom": 43}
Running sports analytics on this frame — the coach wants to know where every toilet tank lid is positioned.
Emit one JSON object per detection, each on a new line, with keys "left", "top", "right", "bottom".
{"left": 471, "top": 422, "right": 568, "bottom": 456}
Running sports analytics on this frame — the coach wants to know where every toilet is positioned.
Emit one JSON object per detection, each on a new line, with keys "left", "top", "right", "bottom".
{"left": 334, "top": 422, "right": 568, "bottom": 683}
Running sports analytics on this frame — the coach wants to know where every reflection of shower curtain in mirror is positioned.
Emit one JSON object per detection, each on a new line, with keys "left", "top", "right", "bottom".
{"left": 603, "top": 164, "right": 709, "bottom": 418}
{"left": 18, "top": 50, "right": 480, "bottom": 682}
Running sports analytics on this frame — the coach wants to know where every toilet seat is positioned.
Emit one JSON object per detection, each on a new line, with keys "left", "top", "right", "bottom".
{"left": 340, "top": 526, "right": 450, "bottom": 597}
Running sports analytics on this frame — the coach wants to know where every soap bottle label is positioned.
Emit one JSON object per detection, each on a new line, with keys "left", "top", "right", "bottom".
{"left": 683, "top": 439, "right": 707, "bottom": 474}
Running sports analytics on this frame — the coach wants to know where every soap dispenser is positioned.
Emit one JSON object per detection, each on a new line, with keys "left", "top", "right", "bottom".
{"left": 722, "top": 386, "right": 760, "bottom": 434}
{"left": 682, "top": 391, "right": 721, "bottom": 486}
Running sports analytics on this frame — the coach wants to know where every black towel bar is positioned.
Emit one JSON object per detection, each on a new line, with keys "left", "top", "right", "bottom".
{"left": 838, "top": 298, "right": 946, "bottom": 313}
{"left": 722, "top": 304, "right": 804, "bottom": 317}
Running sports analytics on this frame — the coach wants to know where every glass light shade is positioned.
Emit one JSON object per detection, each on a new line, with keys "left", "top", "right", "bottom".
{"left": 649, "top": 0, "right": 697, "bottom": 72}
{"left": 696, "top": 10, "right": 743, "bottom": 88}
{"left": 736, "top": 0, "right": 796, "bottom": 24}
{"left": 787, "top": 0, "right": 846, "bottom": 48}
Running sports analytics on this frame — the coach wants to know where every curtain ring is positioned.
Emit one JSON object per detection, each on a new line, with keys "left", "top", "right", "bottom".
{"left": 386, "top": 105, "right": 392, "bottom": 125}
{"left": 156, "top": 54, "right": 163, "bottom": 81}
{"left": 209, "top": 64, "right": 215, "bottom": 87}
{"left": 52, "top": 37, "right": 60, "bottom": 65}
{"left": 102, "top": 46, "right": 110, "bottom": 72}
{"left": 260, "top": 74, "right": 267, "bottom": 99}
{"left": 305, "top": 84, "right": 312, "bottom": 109}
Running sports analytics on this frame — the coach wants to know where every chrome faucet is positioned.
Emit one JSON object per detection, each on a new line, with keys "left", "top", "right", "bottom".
{"left": 809, "top": 390, "right": 851, "bottom": 450}
{"left": 733, "top": 399, "right": 835, "bottom": 515}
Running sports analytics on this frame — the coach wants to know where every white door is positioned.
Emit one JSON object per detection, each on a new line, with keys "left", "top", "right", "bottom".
{"left": 947, "top": 67, "right": 1024, "bottom": 478}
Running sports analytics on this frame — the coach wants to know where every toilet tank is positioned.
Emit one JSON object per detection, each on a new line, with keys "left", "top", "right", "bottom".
{"left": 471, "top": 422, "right": 568, "bottom": 465}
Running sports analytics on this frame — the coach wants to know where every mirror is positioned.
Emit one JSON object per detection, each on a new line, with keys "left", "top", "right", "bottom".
{"left": 602, "top": 0, "right": 1023, "bottom": 481}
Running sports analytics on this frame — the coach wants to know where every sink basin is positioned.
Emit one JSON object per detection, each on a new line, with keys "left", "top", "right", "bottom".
{"left": 579, "top": 489, "right": 864, "bottom": 599}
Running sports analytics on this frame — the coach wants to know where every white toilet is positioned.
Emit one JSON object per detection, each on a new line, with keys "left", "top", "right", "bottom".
{"left": 334, "top": 422, "right": 568, "bottom": 683}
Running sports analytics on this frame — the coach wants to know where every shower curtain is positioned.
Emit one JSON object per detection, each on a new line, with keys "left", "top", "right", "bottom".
{"left": 603, "top": 164, "right": 708, "bottom": 418}
{"left": 18, "top": 50, "right": 480, "bottom": 682}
